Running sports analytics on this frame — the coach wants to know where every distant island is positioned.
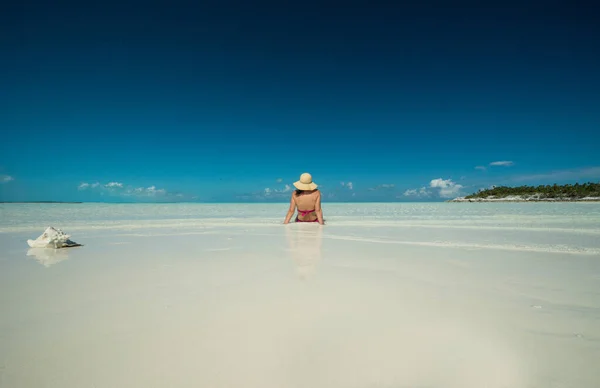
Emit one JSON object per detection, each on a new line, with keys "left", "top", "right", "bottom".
{"left": 450, "top": 182, "right": 600, "bottom": 202}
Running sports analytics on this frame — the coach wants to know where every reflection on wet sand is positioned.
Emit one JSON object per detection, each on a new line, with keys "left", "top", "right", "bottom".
{"left": 26, "top": 247, "right": 75, "bottom": 267}
{"left": 285, "top": 224, "right": 323, "bottom": 279}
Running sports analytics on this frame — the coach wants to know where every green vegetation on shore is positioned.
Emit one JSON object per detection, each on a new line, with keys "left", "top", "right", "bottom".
{"left": 465, "top": 182, "right": 600, "bottom": 199}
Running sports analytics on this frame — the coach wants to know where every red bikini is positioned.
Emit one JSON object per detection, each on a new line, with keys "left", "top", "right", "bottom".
{"left": 296, "top": 209, "right": 319, "bottom": 223}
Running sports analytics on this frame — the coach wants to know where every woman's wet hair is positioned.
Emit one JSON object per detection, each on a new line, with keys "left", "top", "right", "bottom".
{"left": 295, "top": 189, "right": 318, "bottom": 195}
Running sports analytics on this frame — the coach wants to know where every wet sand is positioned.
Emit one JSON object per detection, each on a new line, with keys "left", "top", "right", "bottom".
{"left": 1, "top": 204, "right": 599, "bottom": 387}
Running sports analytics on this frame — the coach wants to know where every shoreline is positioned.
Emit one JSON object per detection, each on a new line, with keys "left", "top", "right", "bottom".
{"left": 449, "top": 197, "right": 600, "bottom": 203}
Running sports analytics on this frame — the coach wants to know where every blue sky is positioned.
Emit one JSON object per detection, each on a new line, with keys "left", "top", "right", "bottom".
{"left": 1, "top": 1, "right": 599, "bottom": 202}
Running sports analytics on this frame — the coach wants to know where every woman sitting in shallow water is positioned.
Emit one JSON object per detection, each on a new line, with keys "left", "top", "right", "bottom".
{"left": 283, "top": 173, "right": 325, "bottom": 225}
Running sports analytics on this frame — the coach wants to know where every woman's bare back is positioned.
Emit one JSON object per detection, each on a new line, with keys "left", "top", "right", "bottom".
{"left": 283, "top": 189, "right": 324, "bottom": 224}
{"left": 294, "top": 190, "right": 319, "bottom": 221}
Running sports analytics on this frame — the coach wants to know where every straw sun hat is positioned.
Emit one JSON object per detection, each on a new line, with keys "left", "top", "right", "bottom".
{"left": 293, "top": 173, "right": 318, "bottom": 191}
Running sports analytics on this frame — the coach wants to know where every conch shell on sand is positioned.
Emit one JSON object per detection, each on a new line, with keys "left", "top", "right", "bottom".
{"left": 27, "top": 226, "right": 82, "bottom": 249}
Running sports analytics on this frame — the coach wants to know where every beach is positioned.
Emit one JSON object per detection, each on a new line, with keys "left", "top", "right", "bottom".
{"left": 449, "top": 196, "right": 600, "bottom": 202}
{"left": 1, "top": 203, "right": 599, "bottom": 388}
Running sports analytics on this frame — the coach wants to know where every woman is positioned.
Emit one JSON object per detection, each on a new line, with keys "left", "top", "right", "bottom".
{"left": 283, "top": 173, "right": 325, "bottom": 225}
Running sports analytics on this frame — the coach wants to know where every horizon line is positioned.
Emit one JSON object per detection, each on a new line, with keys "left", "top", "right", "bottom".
{"left": 0, "top": 200, "right": 447, "bottom": 204}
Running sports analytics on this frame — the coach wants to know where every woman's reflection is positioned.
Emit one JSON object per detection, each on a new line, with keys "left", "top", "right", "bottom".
{"left": 285, "top": 224, "right": 323, "bottom": 279}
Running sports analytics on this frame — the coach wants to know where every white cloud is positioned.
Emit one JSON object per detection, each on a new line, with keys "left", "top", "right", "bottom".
{"left": 429, "top": 178, "right": 463, "bottom": 198}
{"left": 78, "top": 182, "right": 100, "bottom": 190}
{"left": 475, "top": 166, "right": 487, "bottom": 171}
{"left": 403, "top": 186, "right": 432, "bottom": 198}
{"left": 144, "top": 186, "right": 166, "bottom": 196}
{"left": 369, "top": 183, "right": 395, "bottom": 191}
{"left": 0, "top": 175, "right": 14, "bottom": 183}
{"left": 340, "top": 182, "right": 353, "bottom": 190}
{"left": 124, "top": 186, "right": 167, "bottom": 197}
{"left": 429, "top": 178, "right": 450, "bottom": 188}
{"left": 489, "top": 161, "right": 514, "bottom": 167}
{"left": 262, "top": 184, "right": 292, "bottom": 197}
{"left": 241, "top": 183, "right": 300, "bottom": 201}
{"left": 276, "top": 178, "right": 283, "bottom": 183}
{"left": 77, "top": 181, "right": 182, "bottom": 200}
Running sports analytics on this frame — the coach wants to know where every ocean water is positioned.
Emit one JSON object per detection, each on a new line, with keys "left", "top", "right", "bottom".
{"left": 2, "top": 202, "right": 600, "bottom": 254}
{"left": 2, "top": 201, "right": 600, "bottom": 225}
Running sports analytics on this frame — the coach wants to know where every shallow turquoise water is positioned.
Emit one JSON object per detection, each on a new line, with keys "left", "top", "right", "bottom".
{"left": 2, "top": 202, "right": 599, "bottom": 227}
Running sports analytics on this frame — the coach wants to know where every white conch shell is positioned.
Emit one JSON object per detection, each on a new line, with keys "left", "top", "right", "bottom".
{"left": 27, "top": 226, "right": 81, "bottom": 249}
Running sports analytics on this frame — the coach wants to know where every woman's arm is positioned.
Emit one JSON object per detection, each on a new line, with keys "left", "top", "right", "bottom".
{"left": 283, "top": 194, "right": 296, "bottom": 224}
{"left": 315, "top": 191, "right": 325, "bottom": 225}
